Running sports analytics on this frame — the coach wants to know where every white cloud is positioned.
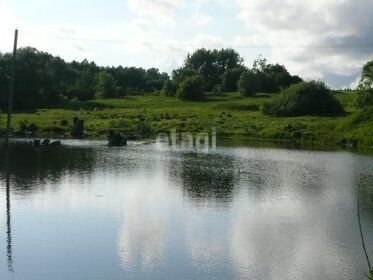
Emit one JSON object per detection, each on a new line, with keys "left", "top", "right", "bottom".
{"left": 127, "top": 0, "right": 184, "bottom": 23}
{"left": 233, "top": 0, "right": 373, "bottom": 88}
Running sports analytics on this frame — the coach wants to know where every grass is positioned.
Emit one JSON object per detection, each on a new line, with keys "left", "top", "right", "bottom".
{"left": 1, "top": 91, "right": 373, "bottom": 148}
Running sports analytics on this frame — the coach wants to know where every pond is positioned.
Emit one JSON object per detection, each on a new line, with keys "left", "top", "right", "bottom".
{"left": 0, "top": 140, "right": 373, "bottom": 279}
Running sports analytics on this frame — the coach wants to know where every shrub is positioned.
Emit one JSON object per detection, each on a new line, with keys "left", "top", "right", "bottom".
{"left": 355, "top": 89, "right": 373, "bottom": 109}
{"left": 162, "top": 79, "right": 178, "bottom": 97}
{"left": 237, "top": 70, "right": 260, "bottom": 96}
{"left": 262, "top": 80, "right": 344, "bottom": 116}
{"left": 60, "top": 119, "right": 69, "bottom": 126}
{"left": 222, "top": 67, "right": 245, "bottom": 92}
{"left": 176, "top": 75, "right": 206, "bottom": 101}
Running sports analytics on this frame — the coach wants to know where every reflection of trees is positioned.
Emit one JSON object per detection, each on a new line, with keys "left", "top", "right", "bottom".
{"left": 0, "top": 144, "right": 96, "bottom": 192}
{"left": 360, "top": 175, "right": 373, "bottom": 215}
{"left": 171, "top": 153, "right": 237, "bottom": 203}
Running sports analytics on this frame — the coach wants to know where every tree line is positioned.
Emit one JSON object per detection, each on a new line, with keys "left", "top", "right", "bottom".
{"left": 1, "top": 46, "right": 372, "bottom": 114}
{"left": 0, "top": 47, "right": 169, "bottom": 110}
{"left": 163, "top": 49, "right": 302, "bottom": 100}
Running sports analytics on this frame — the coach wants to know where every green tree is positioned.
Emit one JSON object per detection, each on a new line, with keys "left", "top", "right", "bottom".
{"left": 95, "top": 71, "right": 119, "bottom": 98}
{"left": 252, "top": 56, "right": 302, "bottom": 93}
{"left": 162, "top": 79, "right": 178, "bottom": 97}
{"left": 171, "top": 67, "right": 198, "bottom": 85}
{"left": 355, "top": 60, "right": 373, "bottom": 109}
{"left": 176, "top": 75, "right": 206, "bottom": 101}
{"left": 237, "top": 70, "right": 260, "bottom": 96}
{"left": 115, "top": 67, "right": 145, "bottom": 93}
{"left": 262, "top": 80, "right": 343, "bottom": 116}
{"left": 358, "top": 60, "right": 373, "bottom": 90}
{"left": 177, "top": 48, "right": 244, "bottom": 91}
{"left": 221, "top": 67, "right": 245, "bottom": 92}
{"left": 145, "top": 68, "right": 169, "bottom": 92}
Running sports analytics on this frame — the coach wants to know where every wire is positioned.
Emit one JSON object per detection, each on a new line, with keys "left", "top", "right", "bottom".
{"left": 14, "top": 33, "right": 373, "bottom": 50}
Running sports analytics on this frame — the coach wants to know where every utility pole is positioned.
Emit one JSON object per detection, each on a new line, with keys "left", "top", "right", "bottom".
{"left": 5, "top": 29, "right": 18, "bottom": 149}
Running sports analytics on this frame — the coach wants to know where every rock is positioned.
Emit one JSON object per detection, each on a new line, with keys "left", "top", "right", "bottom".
{"left": 41, "top": 139, "right": 50, "bottom": 145}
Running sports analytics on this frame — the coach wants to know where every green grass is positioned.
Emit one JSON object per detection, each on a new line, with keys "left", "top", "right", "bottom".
{"left": 1, "top": 91, "right": 373, "bottom": 147}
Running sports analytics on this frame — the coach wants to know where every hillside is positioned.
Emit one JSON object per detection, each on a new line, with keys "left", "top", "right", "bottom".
{"left": 1, "top": 91, "right": 372, "bottom": 148}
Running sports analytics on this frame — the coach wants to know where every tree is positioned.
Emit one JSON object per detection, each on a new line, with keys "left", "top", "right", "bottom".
{"left": 237, "top": 70, "right": 260, "bottom": 96}
{"left": 358, "top": 60, "right": 373, "bottom": 90}
{"left": 0, "top": 46, "right": 171, "bottom": 109}
{"left": 252, "top": 56, "right": 303, "bottom": 93}
{"left": 355, "top": 60, "right": 373, "bottom": 109}
{"left": 145, "top": 68, "right": 169, "bottom": 92}
{"left": 171, "top": 67, "right": 198, "bottom": 85}
{"left": 262, "top": 80, "right": 343, "bottom": 116}
{"left": 221, "top": 67, "right": 245, "bottom": 92}
{"left": 176, "top": 75, "right": 206, "bottom": 101}
{"left": 177, "top": 48, "right": 244, "bottom": 91}
{"left": 95, "top": 71, "right": 119, "bottom": 98}
{"left": 69, "top": 68, "right": 96, "bottom": 101}
{"left": 162, "top": 79, "right": 178, "bottom": 97}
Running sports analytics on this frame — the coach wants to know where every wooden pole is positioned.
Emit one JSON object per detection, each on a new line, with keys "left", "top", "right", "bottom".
{"left": 5, "top": 29, "right": 18, "bottom": 148}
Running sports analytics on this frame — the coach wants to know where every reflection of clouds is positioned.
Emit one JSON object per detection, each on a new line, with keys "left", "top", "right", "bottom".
{"left": 229, "top": 198, "right": 359, "bottom": 279}
{"left": 229, "top": 154, "right": 361, "bottom": 280}
{"left": 116, "top": 160, "right": 174, "bottom": 272}
{"left": 185, "top": 212, "right": 226, "bottom": 266}
{"left": 118, "top": 214, "right": 167, "bottom": 271}
{"left": 1, "top": 142, "right": 373, "bottom": 279}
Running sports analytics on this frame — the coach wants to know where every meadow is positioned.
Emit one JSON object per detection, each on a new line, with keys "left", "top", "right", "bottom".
{"left": 1, "top": 91, "right": 373, "bottom": 148}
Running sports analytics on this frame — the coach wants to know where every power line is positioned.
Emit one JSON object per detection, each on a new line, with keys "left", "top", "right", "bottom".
{"left": 13, "top": 33, "right": 373, "bottom": 50}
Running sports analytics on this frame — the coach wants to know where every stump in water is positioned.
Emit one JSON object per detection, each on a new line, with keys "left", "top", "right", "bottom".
{"left": 72, "top": 117, "right": 84, "bottom": 138}
{"left": 107, "top": 130, "right": 127, "bottom": 146}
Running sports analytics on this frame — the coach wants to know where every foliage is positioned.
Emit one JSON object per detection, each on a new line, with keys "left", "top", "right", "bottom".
{"left": 0, "top": 48, "right": 169, "bottom": 110}
{"left": 174, "top": 48, "right": 244, "bottom": 91}
{"left": 171, "top": 67, "right": 198, "bottom": 85}
{"left": 162, "top": 79, "right": 178, "bottom": 97}
{"left": 95, "top": 71, "right": 119, "bottom": 98}
{"left": 252, "top": 56, "right": 303, "bottom": 93}
{"left": 2, "top": 90, "right": 373, "bottom": 147}
{"left": 221, "top": 67, "right": 245, "bottom": 92}
{"left": 176, "top": 75, "right": 206, "bottom": 101}
{"left": 262, "top": 80, "right": 344, "bottom": 116}
{"left": 235, "top": 56, "right": 302, "bottom": 97}
{"left": 358, "top": 60, "right": 373, "bottom": 91}
{"left": 355, "top": 60, "right": 373, "bottom": 109}
{"left": 238, "top": 70, "right": 260, "bottom": 96}
{"left": 355, "top": 89, "right": 373, "bottom": 109}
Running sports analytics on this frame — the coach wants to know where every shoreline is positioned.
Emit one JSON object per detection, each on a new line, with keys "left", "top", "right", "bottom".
{"left": 1, "top": 133, "right": 373, "bottom": 155}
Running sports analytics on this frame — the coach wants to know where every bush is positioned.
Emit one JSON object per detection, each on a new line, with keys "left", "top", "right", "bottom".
{"left": 60, "top": 119, "right": 69, "bottom": 126}
{"left": 237, "top": 70, "right": 260, "bottom": 96}
{"left": 162, "top": 79, "right": 178, "bottom": 97}
{"left": 355, "top": 89, "right": 373, "bottom": 109}
{"left": 262, "top": 80, "right": 344, "bottom": 116}
{"left": 176, "top": 75, "right": 206, "bottom": 101}
{"left": 222, "top": 67, "right": 245, "bottom": 92}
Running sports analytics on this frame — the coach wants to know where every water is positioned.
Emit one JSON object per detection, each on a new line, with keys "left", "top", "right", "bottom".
{"left": 0, "top": 140, "right": 373, "bottom": 280}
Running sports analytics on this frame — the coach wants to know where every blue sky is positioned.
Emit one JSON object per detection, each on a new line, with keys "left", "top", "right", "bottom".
{"left": 1, "top": 0, "right": 372, "bottom": 88}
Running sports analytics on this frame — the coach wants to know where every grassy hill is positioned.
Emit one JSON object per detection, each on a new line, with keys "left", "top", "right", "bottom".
{"left": 1, "top": 91, "right": 373, "bottom": 148}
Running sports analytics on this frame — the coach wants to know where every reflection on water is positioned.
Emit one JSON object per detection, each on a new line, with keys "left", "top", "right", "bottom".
{"left": 171, "top": 153, "right": 237, "bottom": 205}
{"left": 0, "top": 141, "right": 373, "bottom": 279}
{"left": 4, "top": 151, "right": 13, "bottom": 273}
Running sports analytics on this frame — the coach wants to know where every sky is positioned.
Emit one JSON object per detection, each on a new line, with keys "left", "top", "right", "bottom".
{"left": 0, "top": 0, "right": 372, "bottom": 89}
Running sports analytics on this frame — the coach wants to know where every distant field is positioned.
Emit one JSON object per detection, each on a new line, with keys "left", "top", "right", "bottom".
{"left": 1, "top": 91, "right": 373, "bottom": 147}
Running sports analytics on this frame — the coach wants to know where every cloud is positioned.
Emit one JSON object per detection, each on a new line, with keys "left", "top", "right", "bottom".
{"left": 127, "top": 0, "right": 184, "bottom": 23}
{"left": 234, "top": 0, "right": 373, "bottom": 88}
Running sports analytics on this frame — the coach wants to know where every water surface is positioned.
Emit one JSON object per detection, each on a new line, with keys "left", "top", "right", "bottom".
{"left": 0, "top": 140, "right": 373, "bottom": 279}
